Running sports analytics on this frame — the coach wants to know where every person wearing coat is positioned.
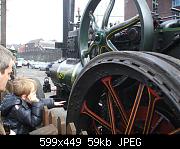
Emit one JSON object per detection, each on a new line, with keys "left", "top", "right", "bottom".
{"left": 0, "top": 77, "right": 65, "bottom": 134}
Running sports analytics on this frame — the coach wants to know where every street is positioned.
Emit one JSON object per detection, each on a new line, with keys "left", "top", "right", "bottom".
{"left": 16, "top": 66, "right": 49, "bottom": 88}
{"left": 16, "top": 66, "right": 54, "bottom": 98}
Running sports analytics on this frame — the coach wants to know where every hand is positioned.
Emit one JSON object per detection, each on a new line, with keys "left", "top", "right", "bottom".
{"left": 29, "top": 97, "right": 40, "bottom": 103}
{"left": 54, "top": 101, "right": 66, "bottom": 107}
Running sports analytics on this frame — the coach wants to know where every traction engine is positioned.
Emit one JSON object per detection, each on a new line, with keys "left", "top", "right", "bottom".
{"left": 45, "top": 0, "right": 180, "bottom": 134}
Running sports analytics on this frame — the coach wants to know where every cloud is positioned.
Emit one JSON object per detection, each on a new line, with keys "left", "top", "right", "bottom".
{"left": 6, "top": 0, "right": 124, "bottom": 45}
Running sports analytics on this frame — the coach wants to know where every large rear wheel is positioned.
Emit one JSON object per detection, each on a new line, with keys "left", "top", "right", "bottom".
{"left": 67, "top": 51, "right": 180, "bottom": 134}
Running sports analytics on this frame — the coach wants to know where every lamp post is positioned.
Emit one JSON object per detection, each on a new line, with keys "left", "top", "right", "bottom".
{"left": 0, "top": 0, "right": 6, "bottom": 47}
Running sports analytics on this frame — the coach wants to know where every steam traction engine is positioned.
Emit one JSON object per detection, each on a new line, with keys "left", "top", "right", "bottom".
{"left": 46, "top": 0, "right": 180, "bottom": 134}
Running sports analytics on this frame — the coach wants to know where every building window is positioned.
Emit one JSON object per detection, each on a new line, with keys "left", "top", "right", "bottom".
{"left": 172, "top": 0, "right": 180, "bottom": 19}
{"left": 172, "top": 0, "right": 180, "bottom": 7}
{"left": 152, "top": 0, "right": 158, "bottom": 13}
{"left": 172, "top": 9, "right": 180, "bottom": 19}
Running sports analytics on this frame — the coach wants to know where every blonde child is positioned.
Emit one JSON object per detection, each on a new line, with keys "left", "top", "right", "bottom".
{"left": 0, "top": 77, "right": 65, "bottom": 134}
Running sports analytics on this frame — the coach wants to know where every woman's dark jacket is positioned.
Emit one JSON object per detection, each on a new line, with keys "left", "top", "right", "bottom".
{"left": 0, "top": 93, "right": 54, "bottom": 134}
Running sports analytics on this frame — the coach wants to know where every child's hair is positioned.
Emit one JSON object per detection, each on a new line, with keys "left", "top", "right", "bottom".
{"left": 11, "top": 77, "right": 37, "bottom": 97}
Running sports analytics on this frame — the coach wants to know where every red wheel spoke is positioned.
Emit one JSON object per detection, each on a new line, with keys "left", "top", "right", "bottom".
{"left": 92, "top": 120, "right": 101, "bottom": 135}
{"left": 169, "top": 128, "right": 180, "bottom": 135}
{"left": 150, "top": 116, "right": 164, "bottom": 133}
{"left": 81, "top": 100, "right": 120, "bottom": 132}
{"left": 107, "top": 93, "right": 116, "bottom": 134}
{"left": 125, "top": 83, "right": 145, "bottom": 135}
{"left": 101, "top": 76, "right": 128, "bottom": 126}
{"left": 143, "top": 88, "right": 161, "bottom": 134}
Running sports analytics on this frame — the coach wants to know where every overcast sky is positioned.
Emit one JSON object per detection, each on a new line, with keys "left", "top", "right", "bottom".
{"left": 6, "top": 0, "right": 124, "bottom": 45}
{"left": 74, "top": 0, "right": 124, "bottom": 28}
{"left": 6, "top": 0, "right": 63, "bottom": 45}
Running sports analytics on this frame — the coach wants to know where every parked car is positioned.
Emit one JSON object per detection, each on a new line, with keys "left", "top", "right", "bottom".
{"left": 39, "top": 62, "right": 53, "bottom": 71}
{"left": 22, "top": 60, "right": 28, "bottom": 66}
{"left": 34, "top": 62, "right": 43, "bottom": 69}
{"left": 29, "top": 61, "right": 36, "bottom": 69}
{"left": 16, "top": 58, "right": 24, "bottom": 67}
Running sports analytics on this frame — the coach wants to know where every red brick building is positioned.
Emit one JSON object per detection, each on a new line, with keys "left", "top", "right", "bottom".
{"left": 125, "top": 0, "right": 180, "bottom": 20}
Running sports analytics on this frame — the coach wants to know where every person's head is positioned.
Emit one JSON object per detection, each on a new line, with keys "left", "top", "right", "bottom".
{"left": 12, "top": 77, "right": 38, "bottom": 103}
{"left": 0, "top": 45, "right": 15, "bottom": 92}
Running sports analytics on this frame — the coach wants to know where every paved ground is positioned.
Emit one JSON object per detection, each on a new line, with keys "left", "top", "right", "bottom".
{"left": 16, "top": 66, "right": 52, "bottom": 94}
{"left": 16, "top": 66, "right": 67, "bottom": 118}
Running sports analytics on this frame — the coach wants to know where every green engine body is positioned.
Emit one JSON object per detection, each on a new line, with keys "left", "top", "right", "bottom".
{"left": 56, "top": 58, "right": 82, "bottom": 89}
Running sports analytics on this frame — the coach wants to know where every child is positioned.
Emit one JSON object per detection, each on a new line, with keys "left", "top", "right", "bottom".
{"left": 0, "top": 77, "right": 65, "bottom": 134}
